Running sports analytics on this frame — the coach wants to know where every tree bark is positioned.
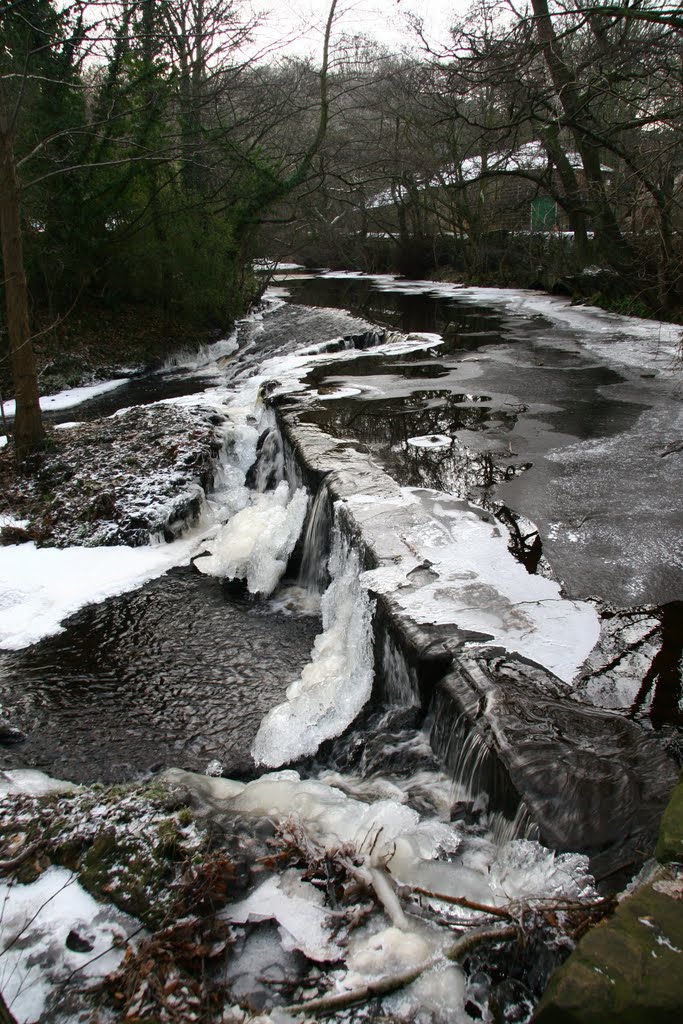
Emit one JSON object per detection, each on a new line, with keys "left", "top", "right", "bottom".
{"left": 0, "top": 126, "right": 45, "bottom": 462}
{"left": 0, "top": 992, "right": 17, "bottom": 1024}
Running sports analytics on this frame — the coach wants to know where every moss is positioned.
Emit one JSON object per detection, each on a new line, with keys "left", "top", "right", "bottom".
{"left": 534, "top": 865, "right": 683, "bottom": 1023}
{"left": 79, "top": 830, "right": 176, "bottom": 927}
{"left": 656, "top": 771, "right": 683, "bottom": 864}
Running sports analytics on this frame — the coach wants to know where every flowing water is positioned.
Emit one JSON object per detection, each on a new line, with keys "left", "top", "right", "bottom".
{"left": 1, "top": 272, "right": 681, "bottom": 1022}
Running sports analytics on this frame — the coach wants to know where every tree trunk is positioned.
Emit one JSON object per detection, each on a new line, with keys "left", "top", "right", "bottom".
{"left": 0, "top": 128, "right": 45, "bottom": 461}
{"left": 0, "top": 992, "right": 17, "bottom": 1024}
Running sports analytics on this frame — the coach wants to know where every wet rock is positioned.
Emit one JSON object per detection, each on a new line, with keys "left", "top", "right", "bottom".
{"left": 533, "top": 864, "right": 683, "bottom": 1024}
{"left": 66, "top": 929, "right": 94, "bottom": 953}
{"left": 431, "top": 654, "right": 679, "bottom": 881}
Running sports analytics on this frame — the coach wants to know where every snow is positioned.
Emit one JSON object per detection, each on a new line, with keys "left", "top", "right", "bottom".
{"left": 354, "top": 488, "right": 599, "bottom": 683}
{"left": 0, "top": 866, "right": 141, "bottom": 1024}
{"left": 252, "top": 529, "right": 375, "bottom": 766}
{"left": 0, "top": 530, "right": 212, "bottom": 650}
{"left": 0, "top": 436, "right": 6, "bottom": 449}
{"left": 1, "top": 377, "right": 128, "bottom": 418}
{"left": 0, "top": 514, "right": 29, "bottom": 531}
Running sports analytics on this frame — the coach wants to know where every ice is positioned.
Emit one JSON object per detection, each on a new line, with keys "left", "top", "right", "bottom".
{"left": 252, "top": 531, "right": 374, "bottom": 765}
{"left": 1, "top": 377, "right": 128, "bottom": 418}
{"left": 407, "top": 434, "right": 453, "bottom": 449}
{"left": 316, "top": 272, "right": 681, "bottom": 372}
{"left": 223, "top": 869, "right": 343, "bottom": 961}
{"left": 0, "top": 866, "right": 140, "bottom": 1024}
{"left": 488, "top": 839, "right": 596, "bottom": 903}
{"left": 0, "top": 769, "right": 78, "bottom": 798}
{"left": 193, "top": 481, "right": 308, "bottom": 595}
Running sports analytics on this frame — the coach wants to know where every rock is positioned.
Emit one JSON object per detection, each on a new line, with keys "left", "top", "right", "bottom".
{"left": 429, "top": 654, "right": 679, "bottom": 883}
{"left": 533, "top": 864, "right": 683, "bottom": 1024}
{"left": 65, "top": 929, "right": 94, "bottom": 953}
{"left": 656, "top": 771, "right": 683, "bottom": 864}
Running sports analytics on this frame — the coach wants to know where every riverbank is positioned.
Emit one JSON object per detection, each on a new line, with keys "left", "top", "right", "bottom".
{"left": 0, "top": 402, "right": 223, "bottom": 549}
{"left": 0, "top": 301, "right": 228, "bottom": 405}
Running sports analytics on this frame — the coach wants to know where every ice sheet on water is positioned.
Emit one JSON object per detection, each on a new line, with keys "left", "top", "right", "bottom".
{"left": 0, "top": 532, "right": 215, "bottom": 651}
{"left": 193, "top": 481, "right": 308, "bottom": 595}
{"left": 352, "top": 488, "right": 599, "bottom": 683}
{"left": 251, "top": 531, "right": 374, "bottom": 765}
{"left": 0, "top": 768, "right": 78, "bottom": 798}
{"left": 223, "top": 869, "right": 344, "bottom": 962}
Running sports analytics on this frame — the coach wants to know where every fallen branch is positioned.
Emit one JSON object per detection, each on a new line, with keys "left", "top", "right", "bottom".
{"left": 404, "top": 885, "right": 514, "bottom": 919}
{"left": 287, "top": 924, "right": 518, "bottom": 1016}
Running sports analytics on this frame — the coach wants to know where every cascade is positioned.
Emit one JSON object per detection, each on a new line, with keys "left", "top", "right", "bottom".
{"left": 252, "top": 509, "right": 375, "bottom": 767}
{"left": 296, "top": 481, "right": 333, "bottom": 596}
{"left": 375, "top": 629, "right": 420, "bottom": 708}
{"left": 245, "top": 427, "right": 285, "bottom": 492}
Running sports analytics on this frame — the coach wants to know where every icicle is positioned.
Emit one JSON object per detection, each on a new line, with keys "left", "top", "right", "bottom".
{"left": 252, "top": 510, "right": 375, "bottom": 766}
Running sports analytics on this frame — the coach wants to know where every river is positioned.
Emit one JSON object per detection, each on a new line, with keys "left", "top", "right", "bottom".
{"left": 0, "top": 269, "right": 681, "bottom": 1022}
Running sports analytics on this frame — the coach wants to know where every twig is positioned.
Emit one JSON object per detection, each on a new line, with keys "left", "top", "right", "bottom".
{"left": 287, "top": 924, "right": 518, "bottom": 1016}
{"left": 0, "top": 842, "right": 42, "bottom": 874}
{"left": 405, "top": 885, "right": 514, "bottom": 919}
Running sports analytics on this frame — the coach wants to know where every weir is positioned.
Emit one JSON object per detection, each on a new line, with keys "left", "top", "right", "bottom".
{"left": 264, "top": 397, "right": 679, "bottom": 885}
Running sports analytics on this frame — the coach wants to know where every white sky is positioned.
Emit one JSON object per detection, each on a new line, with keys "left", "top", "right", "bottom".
{"left": 244, "top": 0, "right": 470, "bottom": 60}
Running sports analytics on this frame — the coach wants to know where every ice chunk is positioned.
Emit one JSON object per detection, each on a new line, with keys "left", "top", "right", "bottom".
{"left": 252, "top": 534, "right": 374, "bottom": 765}
{"left": 223, "top": 870, "right": 343, "bottom": 962}
{"left": 0, "top": 769, "right": 77, "bottom": 798}
{"left": 194, "top": 481, "right": 308, "bottom": 595}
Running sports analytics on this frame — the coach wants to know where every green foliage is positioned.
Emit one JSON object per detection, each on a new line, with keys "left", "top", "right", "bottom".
{"left": 3, "top": 0, "right": 294, "bottom": 344}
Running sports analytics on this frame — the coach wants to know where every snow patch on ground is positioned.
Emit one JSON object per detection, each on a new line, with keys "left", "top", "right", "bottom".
{"left": 0, "top": 866, "right": 141, "bottom": 1024}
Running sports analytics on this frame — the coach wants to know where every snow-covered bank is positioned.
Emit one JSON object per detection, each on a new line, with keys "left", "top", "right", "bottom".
{"left": 1, "top": 377, "right": 129, "bottom": 419}
{"left": 0, "top": 867, "right": 140, "bottom": 1023}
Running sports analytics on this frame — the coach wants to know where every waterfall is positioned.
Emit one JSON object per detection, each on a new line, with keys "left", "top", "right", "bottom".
{"left": 252, "top": 509, "right": 375, "bottom": 767}
{"left": 375, "top": 629, "right": 420, "bottom": 708}
{"left": 296, "top": 481, "right": 332, "bottom": 596}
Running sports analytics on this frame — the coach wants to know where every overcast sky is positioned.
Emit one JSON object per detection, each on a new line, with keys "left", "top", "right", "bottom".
{"left": 244, "top": 0, "right": 470, "bottom": 60}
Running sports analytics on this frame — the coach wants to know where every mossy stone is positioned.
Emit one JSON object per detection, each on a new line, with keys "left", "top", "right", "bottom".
{"left": 534, "top": 866, "right": 683, "bottom": 1024}
{"left": 656, "top": 771, "right": 683, "bottom": 864}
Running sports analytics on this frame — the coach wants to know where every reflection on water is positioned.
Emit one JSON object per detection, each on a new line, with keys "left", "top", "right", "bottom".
{"left": 0, "top": 566, "right": 319, "bottom": 783}
{"left": 285, "top": 274, "right": 507, "bottom": 344}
